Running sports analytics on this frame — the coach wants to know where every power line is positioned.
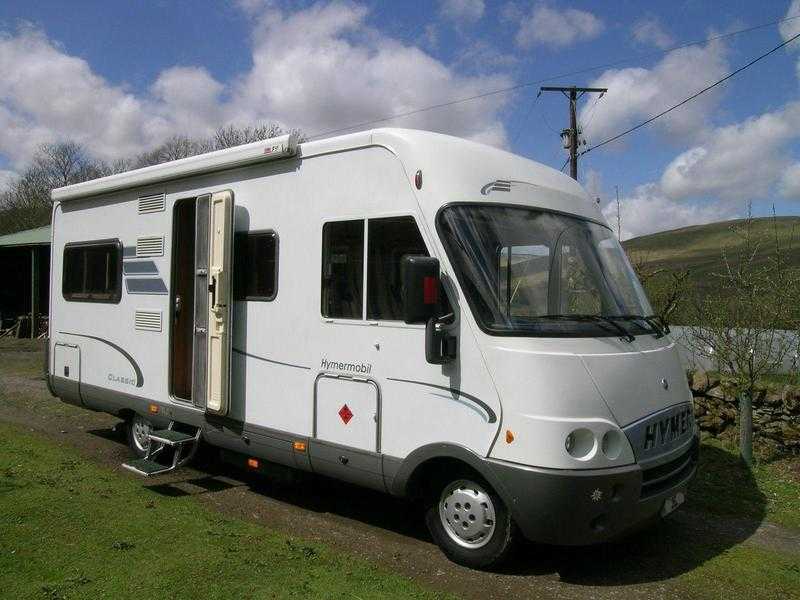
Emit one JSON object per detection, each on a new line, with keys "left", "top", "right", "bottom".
{"left": 581, "top": 29, "right": 800, "bottom": 157}
{"left": 510, "top": 92, "right": 542, "bottom": 146}
{"left": 307, "top": 12, "right": 800, "bottom": 140}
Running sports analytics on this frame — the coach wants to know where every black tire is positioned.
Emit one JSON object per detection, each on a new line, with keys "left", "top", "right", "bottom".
{"left": 424, "top": 470, "right": 517, "bottom": 569}
{"left": 126, "top": 413, "right": 154, "bottom": 458}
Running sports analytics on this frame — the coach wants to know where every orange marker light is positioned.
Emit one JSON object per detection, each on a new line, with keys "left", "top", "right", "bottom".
{"left": 293, "top": 441, "right": 307, "bottom": 452}
{"left": 247, "top": 458, "right": 259, "bottom": 469}
{"left": 505, "top": 430, "right": 515, "bottom": 444}
{"left": 148, "top": 403, "right": 159, "bottom": 414}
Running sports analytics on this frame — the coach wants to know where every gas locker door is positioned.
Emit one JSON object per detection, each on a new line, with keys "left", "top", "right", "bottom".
{"left": 315, "top": 375, "right": 380, "bottom": 452}
{"left": 206, "top": 190, "right": 234, "bottom": 415}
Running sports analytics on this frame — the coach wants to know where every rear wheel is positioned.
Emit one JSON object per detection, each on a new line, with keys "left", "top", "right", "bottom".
{"left": 425, "top": 472, "right": 516, "bottom": 569}
{"left": 127, "top": 413, "right": 154, "bottom": 458}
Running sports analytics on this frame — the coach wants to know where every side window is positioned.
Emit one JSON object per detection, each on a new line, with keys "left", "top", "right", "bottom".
{"left": 321, "top": 220, "right": 364, "bottom": 319}
{"left": 559, "top": 238, "right": 602, "bottom": 315}
{"left": 62, "top": 240, "right": 122, "bottom": 303}
{"left": 234, "top": 231, "right": 278, "bottom": 301}
{"left": 498, "top": 244, "right": 550, "bottom": 318}
{"left": 367, "top": 217, "right": 428, "bottom": 320}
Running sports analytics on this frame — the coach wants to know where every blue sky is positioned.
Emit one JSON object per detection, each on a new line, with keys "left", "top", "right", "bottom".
{"left": 1, "top": 0, "right": 799, "bottom": 237}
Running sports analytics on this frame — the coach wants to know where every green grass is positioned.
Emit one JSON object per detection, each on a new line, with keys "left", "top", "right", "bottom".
{"left": 0, "top": 422, "right": 450, "bottom": 600}
{"left": 677, "top": 544, "right": 800, "bottom": 600}
{"left": 689, "top": 437, "right": 800, "bottom": 530}
{"left": 623, "top": 216, "right": 800, "bottom": 279}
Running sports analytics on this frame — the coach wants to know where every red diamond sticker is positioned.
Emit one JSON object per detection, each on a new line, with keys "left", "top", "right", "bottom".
{"left": 339, "top": 404, "right": 353, "bottom": 425}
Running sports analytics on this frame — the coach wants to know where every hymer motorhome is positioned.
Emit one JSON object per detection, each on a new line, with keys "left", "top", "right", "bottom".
{"left": 47, "top": 129, "right": 698, "bottom": 567}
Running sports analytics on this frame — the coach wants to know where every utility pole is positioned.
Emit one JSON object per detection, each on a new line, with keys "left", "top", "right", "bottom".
{"left": 539, "top": 86, "right": 607, "bottom": 180}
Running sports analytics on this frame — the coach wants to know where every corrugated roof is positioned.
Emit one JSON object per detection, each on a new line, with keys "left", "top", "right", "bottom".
{"left": 0, "top": 225, "right": 51, "bottom": 247}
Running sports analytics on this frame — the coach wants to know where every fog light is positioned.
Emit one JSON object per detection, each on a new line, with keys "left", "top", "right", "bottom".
{"left": 601, "top": 430, "right": 623, "bottom": 460}
{"left": 565, "top": 428, "right": 596, "bottom": 460}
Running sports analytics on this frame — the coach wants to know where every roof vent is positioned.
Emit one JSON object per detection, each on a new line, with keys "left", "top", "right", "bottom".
{"left": 134, "top": 310, "right": 163, "bottom": 332}
{"left": 136, "top": 236, "right": 164, "bottom": 257}
{"left": 138, "top": 193, "right": 165, "bottom": 214}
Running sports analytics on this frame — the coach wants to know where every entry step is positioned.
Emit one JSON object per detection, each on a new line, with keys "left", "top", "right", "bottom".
{"left": 148, "top": 429, "right": 196, "bottom": 446}
{"left": 122, "top": 458, "right": 174, "bottom": 477}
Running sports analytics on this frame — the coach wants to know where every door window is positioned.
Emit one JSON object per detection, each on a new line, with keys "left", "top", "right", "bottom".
{"left": 367, "top": 217, "right": 428, "bottom": 320}
{"left": 234, "top": 231, "right": 278, "bottom": 301}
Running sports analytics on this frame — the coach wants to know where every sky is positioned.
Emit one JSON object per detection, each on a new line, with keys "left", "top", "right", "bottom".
{"left": 1, "top": 0, "right": 800, "bottom": 239}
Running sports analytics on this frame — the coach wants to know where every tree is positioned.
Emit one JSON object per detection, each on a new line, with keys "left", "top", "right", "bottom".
{"left": 210, "top": 123, "right": 285, "bottom": 150}
{"left": 627, "top": 249, "right": 692, "bottom": 325}
{"left": 687, "top": 209, "right": 799, "bottom": 466}
{"left": 0, "top": 141, "right": 103, "bottom": 234}
{"left": 133, "top": 135, "right": 203, "bottom": 168}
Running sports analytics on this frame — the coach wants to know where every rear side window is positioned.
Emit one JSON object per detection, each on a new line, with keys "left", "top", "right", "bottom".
{"left": 62, "top": 240, "right": 122, "bottom": 303}
{"left": 367, "top": 217, "right": 428, "bottom": 320}
{"left": 235, "top": 231, "right": 278, "bottom": 301}
{"left": 321, "top": 220, "right": 364, "bottom": 319}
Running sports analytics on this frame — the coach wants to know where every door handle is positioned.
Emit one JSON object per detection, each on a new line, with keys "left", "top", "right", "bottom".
{"left": 174, "top": 294, "right": 182, "bottom": 319}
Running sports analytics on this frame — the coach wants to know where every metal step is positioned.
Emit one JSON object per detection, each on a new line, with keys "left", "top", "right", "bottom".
{"left": 122, "top": 457, "right": 174, "bottom": 477}
{"left": 149, "top": 429, "right": 197, "bottom": 446}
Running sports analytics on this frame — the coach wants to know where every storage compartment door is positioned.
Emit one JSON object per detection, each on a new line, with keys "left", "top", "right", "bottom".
{"left": 52, "top": 343, "right": 81, "bottom": 403}
{"left": 206, "top": 190, "right": 234, "bottom": 415}
{"left": 315, "top": 376, "right": 379, "bottom": 452}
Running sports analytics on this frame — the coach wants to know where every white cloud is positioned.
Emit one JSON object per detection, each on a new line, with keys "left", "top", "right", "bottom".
{"left": 601, "top": 183, "right": 737, "bottom": 240}
{"left": 515, "top": 5, "right": 604, "bottom": 49}
{"left": 660, "top": 102, "right": 800, "bottom": 201}
{"left": 231, "top": 1, "right": 512, "bottom": 145}
{"left": 579, "top": 38, "right": 729, "bottom": 144}
{"left": 631, "top": 17, "right": 674, "bottom": 50}
{"left": 0, "top": 26, "right": 156, "bottom": 165}
{"left": 779, "top": 0, "right": 800, "bottom": 45}
{"left": 0, "top": 2, "right": 513, "bottom": 167}
{"left": 0, "top": 169, "right": 16, "bottom": 193}
{"left": 439, "top": 0, "right": 484, "bottom": 25}
{"left": 779, "top": 162, "right": 800, "bottom": 199}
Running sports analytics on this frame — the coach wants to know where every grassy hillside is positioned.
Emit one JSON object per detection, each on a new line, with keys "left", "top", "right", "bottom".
{"left": 623, "top": 216, "right": 800, "bottom": 287}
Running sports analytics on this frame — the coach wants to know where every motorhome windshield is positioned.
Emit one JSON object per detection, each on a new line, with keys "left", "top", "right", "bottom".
{"left": 438, "top": 204, "right": 655, "bottom": 337}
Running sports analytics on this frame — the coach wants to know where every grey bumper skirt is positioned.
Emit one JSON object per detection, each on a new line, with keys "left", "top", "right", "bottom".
{"left": 486, "top": 435, "right": 699, "bottom": 546}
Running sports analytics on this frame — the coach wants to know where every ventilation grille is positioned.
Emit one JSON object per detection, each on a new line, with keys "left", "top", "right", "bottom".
{"left": 136, "top": 236, "right": 164, "bottom": 257}
{"left": 138, "top": 193, "right": 165, "bottom": 214}
{"left": 134, "top": 310, "right": 162, "bottom": 332}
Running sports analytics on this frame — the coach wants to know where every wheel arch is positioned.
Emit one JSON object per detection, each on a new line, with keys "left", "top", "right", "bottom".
{"left": 390, "top": 443, "right": 510, "bottom": 502}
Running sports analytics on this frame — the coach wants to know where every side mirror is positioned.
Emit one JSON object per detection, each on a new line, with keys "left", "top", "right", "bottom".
{"left": 402, "top": 256, "right": 441, "bottom": 324}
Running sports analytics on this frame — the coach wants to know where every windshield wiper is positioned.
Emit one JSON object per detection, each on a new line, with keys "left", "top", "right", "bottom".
{"left": 538, "top": 314, "right": 635, "bottom": 342}
{"left": 607, "top": 314, "right": 670, "bottom": 338}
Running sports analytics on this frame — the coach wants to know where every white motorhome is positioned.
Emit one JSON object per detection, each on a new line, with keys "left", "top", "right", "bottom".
{"left": 47, "top": 129, "right": 697, "bottom": 567}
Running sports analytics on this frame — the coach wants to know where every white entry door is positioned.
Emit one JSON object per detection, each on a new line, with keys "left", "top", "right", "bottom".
{"left": 206, "top": 190, "right": 233, "bottom": 415}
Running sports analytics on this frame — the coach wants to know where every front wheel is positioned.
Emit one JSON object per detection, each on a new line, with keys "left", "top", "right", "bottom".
{"left": 425, "top": 474, "right": 517, "bottom": 569}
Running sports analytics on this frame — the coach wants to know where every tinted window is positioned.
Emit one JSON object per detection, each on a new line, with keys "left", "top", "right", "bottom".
{"left": 367, "top": 217, "right": 428, "bottom": 320}
{"left": 235, "top": 231, "right": 278, "bottom": 301}
{"left": 321, "top": 220, "right": 364, "bottom": 319}
{"left": 63, "top": 241, "right": 121, "bottom": 303}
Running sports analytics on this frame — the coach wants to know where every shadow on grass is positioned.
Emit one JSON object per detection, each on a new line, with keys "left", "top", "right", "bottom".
{"left": 91, "top": 423, "right": 766, "bottom": 583}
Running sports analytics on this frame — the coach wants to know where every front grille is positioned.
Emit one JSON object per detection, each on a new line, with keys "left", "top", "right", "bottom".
{"left": 640, "top": 440, "right": 698, "bottom": 499}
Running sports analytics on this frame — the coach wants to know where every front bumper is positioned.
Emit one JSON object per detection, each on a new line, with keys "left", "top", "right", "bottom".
{"left": 487, "top": 435, "right": 699, "bottom": 546}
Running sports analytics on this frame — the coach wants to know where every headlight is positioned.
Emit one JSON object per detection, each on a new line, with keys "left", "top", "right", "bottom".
{"left": 565, "top": 428, "right": 596, "bottom": 460}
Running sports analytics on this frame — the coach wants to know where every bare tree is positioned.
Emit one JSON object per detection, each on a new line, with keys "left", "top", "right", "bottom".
{"left": 0, "top": 141, "right": 104, "bottom": 234}
{"left": 211, "top": 123, "right": 285, "bottom": 150}
{"left": 687, "top": 209, "right": 799, "bottom": 465}
{"left": 627, "top": 249, "right": 692, "bottom": 325}
{"left": 134, "top": 135, "right": 204, "bottom": 168}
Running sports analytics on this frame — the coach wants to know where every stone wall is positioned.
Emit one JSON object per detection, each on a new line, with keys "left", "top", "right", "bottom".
{"left": 689, "top": 371, "right": 800, "bottom": 456}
